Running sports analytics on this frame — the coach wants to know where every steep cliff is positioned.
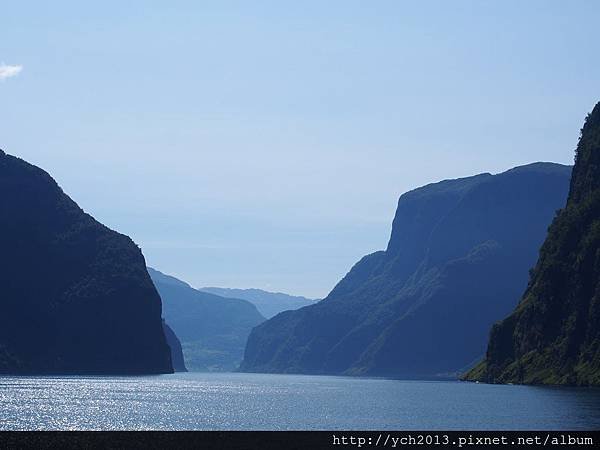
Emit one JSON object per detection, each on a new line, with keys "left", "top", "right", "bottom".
{"left": 240, "top": 162, "right": 571, "bottom": 377}
{"left": 465, "top": 102, "right": 600, "bottom": 385}
{"left": 163, "top": 321, "right": 187, "bottom": 372}
{"left": 0, "top": 150, "right": 173, "bottom": 374}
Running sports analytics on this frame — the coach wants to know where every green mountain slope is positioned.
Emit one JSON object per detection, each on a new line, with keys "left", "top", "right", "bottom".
{"left": 465, "top": 102, "right": 600, "bottom": 386}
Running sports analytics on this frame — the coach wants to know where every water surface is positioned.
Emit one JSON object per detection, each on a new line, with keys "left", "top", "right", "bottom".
{"left": 1, "top": 373, "right": 599, "bottom": 430}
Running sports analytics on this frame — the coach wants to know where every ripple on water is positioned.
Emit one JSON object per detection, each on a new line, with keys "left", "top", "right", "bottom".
{"left": 1, "top": 373, "right": 600, "bottom": 430}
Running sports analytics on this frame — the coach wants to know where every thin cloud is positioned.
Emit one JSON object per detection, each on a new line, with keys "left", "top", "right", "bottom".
{"left": 0, "top": 64, "right": 23, "bottom": 80}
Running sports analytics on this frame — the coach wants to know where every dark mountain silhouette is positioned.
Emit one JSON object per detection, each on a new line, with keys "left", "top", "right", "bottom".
{"left": 162, "top": 321, "right": 187, "bottom": 372}
{"left": 465, "top": 103, "right": 600, "bottom": 386}
{"left": 148, "top": 268, "right": 265, "bottom": 371}
{"left": 240, "top": 162, "right": 572, "bottom": 378}
{"left": 200, "top": 287, "right": 318, "bottom": 319}
{"left": 0, "top": 150, "right": 172, "bottom": 374}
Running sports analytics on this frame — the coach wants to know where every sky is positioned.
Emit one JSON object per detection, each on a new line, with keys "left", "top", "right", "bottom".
{"left": 1, "top": 1, "right": 599, "bottom": 298}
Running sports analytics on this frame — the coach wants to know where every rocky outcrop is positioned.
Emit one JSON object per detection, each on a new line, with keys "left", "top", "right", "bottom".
{"left": 163, "top": 321, "right": 187, "bottom": 372}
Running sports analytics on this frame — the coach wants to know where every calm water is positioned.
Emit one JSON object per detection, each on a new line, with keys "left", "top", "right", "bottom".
{"left": 1, "top": 372, "right": 599, "bottom": 430}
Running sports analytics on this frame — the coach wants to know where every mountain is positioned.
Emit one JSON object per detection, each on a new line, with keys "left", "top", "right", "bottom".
{"left": 148, "top": 268, "right": 265, "bottom": 371}
{"left": 465, "top": 103, "right": 600, "bottom": 386}
{"left": 200, "top": 287, "right": 318, "bottom": 319}
{"left": 163, "top": 321, "right": 187, "bottom": 372}
{"left": 240, "top": 162, "right": 572, "bottom": 378}
{"left": 0, "top": 150, "right": 173, "bottom": 374}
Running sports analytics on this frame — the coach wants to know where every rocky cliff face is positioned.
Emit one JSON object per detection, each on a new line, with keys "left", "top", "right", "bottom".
{"left": 240, "top": 162, "right": 572, "bottom": 378}
{"left": 163, "top": 321, "right": 187, "bottom": 372}
{"left": 0, "top": 150, "right": 173, "bottom": 374}
{"left": 465, "top": 103, "right": 600, "bottom": 386}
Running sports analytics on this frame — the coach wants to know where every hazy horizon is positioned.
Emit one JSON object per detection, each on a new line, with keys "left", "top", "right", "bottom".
{"left": 2, "top": 1, "right": 599, "bottom": 297}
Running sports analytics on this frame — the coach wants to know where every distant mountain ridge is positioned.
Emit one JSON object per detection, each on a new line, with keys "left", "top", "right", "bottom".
{"left": 465, "top": 102, "right": 600, "bottom": 385}
{"left": 200, "top": 287, "right": 318, "bottom": 319}
{"left": 148, "top": 268, "right": 265, "bottom": 371}
{"left": 0, "top": 150, "right": 173, "bottom": 374}
{"left": 240, "top": 162, "right": 572, "bottom": 378}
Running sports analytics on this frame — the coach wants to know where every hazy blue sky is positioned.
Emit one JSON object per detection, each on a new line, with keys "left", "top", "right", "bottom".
{"left": 1, "top": 1, "right": 599, "bottom": 297}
